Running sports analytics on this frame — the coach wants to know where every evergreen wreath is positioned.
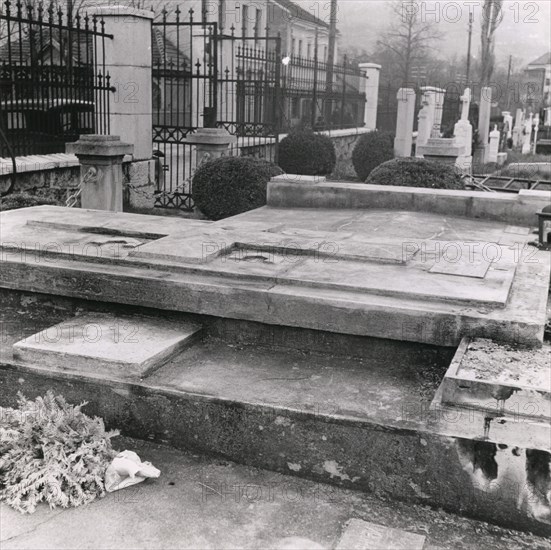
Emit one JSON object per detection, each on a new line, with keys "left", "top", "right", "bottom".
{"left": 0, "top": 392, "right": 119, "bottom": 514}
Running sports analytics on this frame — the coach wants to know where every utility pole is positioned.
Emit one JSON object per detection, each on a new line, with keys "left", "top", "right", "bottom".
{"left": 324, "top": 0, "right": 338, "bottom": 125}
{"left": 505, "top": 54, "right": 512, "bottom": 108}
{"left": 465, "top": 11, "right": 473, "bottom": 85}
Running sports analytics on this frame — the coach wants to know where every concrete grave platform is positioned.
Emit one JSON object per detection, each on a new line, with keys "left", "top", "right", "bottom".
{"left": 1, "top": 291, "right": 550, "bottom": 535}
{"left": 12, "top": 313, "right": 202, "bottom": 380}
{"left": 437, "top": 337, "right": 551, "bottom": 420}
{"left": 0, "top": 204, "right": 549, "bottom": 346}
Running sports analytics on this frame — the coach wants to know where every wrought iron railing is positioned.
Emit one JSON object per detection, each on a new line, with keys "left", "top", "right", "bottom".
{"left": 0, "top": 0, "right": 113, "bottom": 157}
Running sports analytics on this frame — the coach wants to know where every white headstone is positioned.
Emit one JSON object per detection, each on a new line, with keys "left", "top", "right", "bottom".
{"left": 416, "top": 94, "right": 433, "bottom": 157}
{"left": 512, "top": 108, "right": 524, "bottom": 148}
{"left": 532, "top": 114, "right": 540, "bottom": 154}
{"left": 488, "top": 125, "right": 500, "bottom": 164}
{"left": 453, "top": 88, "right": 473, "bottom": 172}
{"left": 522, "top": 113, "right": 533, "bottom": 154}
{"left": 502, "top": 111, "right": 513, "bottom": 140}
{"left": 545, "top": 107, "right": 551, "bottom": 127}
{"left": 478, "top": 87, "right": 493, "bottom": 162}
{"left": 394, "top": 88, "right": 416, "bottom": 157}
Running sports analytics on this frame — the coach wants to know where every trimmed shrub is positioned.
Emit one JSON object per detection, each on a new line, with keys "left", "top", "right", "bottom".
{"left": 365, "top": 157, "right": 465, "bottom": 190}
{"left": 0, "top": 193, "right": 62, "bottom": 211}
{"left": 192, "top": 156, "right": 283, "bottom": 220}
{"left": 352, "top": 130, "right": 394, "bottom": 181}
{"left": 278, "top": 130, "right": 336, "bottom": 176}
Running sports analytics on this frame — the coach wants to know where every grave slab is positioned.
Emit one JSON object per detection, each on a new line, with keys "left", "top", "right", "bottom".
{"left": 0, "top": 205, "right": 549, "bottom": 346}
{"left": 12, "top": 313, "right": 202, "bottom": 380}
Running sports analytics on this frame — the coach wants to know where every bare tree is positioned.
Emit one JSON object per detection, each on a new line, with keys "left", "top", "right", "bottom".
{"left": 479, "top": 0, "right": 503, "bottom": 86}
{"left": 377, "top": 0, "right": 443, "bottom": 86}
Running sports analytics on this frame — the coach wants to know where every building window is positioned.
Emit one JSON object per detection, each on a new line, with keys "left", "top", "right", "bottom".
{"left": 307, "top": 43, "right": 311, "bottom": 59}
{"left": 254, "top": 8, "right": 262, "bottom": 38}
{"left": 242, "top": 4, "right": 248, "bottom": 36}
{"left": 291, "top": 38, "right": 296, "bottom": 56}
{"left": 291, "top": 97, "right": 300, "bottom": 118}
{"left": 218, "top": 0, "right": 226, "bottom": 31}
{"left": 298, "top": 40, "right": 303, "bottom": 58}
{"left": 324, "top": 46, "right": 327, "bottom": 61}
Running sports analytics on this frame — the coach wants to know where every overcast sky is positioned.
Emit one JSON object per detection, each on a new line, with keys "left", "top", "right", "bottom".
{"left": 294, "top": 0, "right": 550, "bottom": 67}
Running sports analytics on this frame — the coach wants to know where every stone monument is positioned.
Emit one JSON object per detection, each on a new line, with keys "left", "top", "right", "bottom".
{"left": 522, "top": 112, "right": 533, "bottom": 154}
{"left": 502, "top": 111, "right": 513, "bottom": 140}
{"left": 532, "top": 114, "right": 540, "bottom": 154}
{"left": 453, "top": 88, "right": 473, "bottom": 172}
{"left": 488, "top": 125, "right": 500, "bottom": 164}
{"left": 477, "top": 86, "right": 492, "bottom": 162}
{"left": 394, "top": 88, "right": 416, "bottom": 157}
{"left": 512, "top": 109, "right": 524, "bottom": 148}
{"left": 415, "top": 93, "right": 433, "bottom": 157}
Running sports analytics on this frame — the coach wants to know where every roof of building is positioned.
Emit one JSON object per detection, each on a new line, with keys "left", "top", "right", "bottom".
{"left": 527, "top": 52, "right": 551, "bottom": 67}
{"left": 152, "top": 28, "right": 191, "bottom": 67}
{"left": 272, "top": 0, "right": 330, "bottom": 29}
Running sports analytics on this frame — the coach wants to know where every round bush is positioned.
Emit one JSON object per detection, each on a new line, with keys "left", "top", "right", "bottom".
{"left": 0, "top": 193, "right": 62, "bottom": 211}
{"left": 278, "top": 130, "right": 336, "bottom": 176}
{"left": 192, "top": 156, "right": 283, "bottom": 220}
{"left": 352, "top": 130, "right": 394, "bottom": 181}
{"left": 365, "top": 158, "right": 465, "bottom": 190}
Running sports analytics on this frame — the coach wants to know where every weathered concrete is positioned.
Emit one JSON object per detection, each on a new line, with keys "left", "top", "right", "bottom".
{"left": 0, "top": 205, "right": 549, "bottom": 347}
{"left": 12, "top": 313, "right": 201, "bottom": 380}
{"left": 439, "top": 338, "right": 551, "bottom": 420}
{"left": 0, "top": 290, "right": 550, "bottom": 534}
{"left": 267, "top": 180, "right": 551, "bottom": 226}
{"left": 336, "top": 519, "right": 426, "bottom": 550}
{"left": 1, "top": 438, "right": 547, "bottom": 550}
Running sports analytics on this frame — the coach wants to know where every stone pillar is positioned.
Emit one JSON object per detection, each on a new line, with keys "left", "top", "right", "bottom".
{"left": 545, "top": 107, "right": 551, "bottom": 126}
{"left": 394, "top": 88, "right": 416, "bottom": 157}
{"left": 502, "top": 111, "right": 513, "bottom": 139}
{"left": 432, "top": 88, "right": 446, "bottom": 137}
{"left": 186, "top": 128, "right": 237, "bottom": 167}
{"left": 453, "top": 88, "right": 472, "bottom": 172}
{"left": 67, "top": 135, "right": 134, "bottom": 212}
{"left": 532, "top": 114, "right": 540, "bottom": 154}
{"left": 512, "top": 108, "right": 524, "bottom": 148}
{"left": 522, "top": 113, "right": 533, "bottom": 154}
{"left": 92, "top": 6, "right": 153, "bottom": 161}
{"left": 488, "top": 125, "right": 500, "bottom": 164}
{"left": 477, "top": 86, "right": 493, "bottom": 163}
{"left": 416, "top": 94, "right": 433, "bottom": 157}
{"left": 359, "top": 63, "right": 381, "bottom": 130}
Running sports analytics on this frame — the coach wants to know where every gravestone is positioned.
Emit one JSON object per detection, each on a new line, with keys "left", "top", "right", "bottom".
{"left": 532, "top": 114, "right": 540, "bottom": 154}
{"left": 415, "top": 94, "right": 433, "bottom": 157}
{"left": 522, "top": 113, "right": 533, "bottom": 154}
{"left": 502, "top": 111, "right": 513, "bottom": 140}
{"left": 394, "top": 88, "right": 416, "bottom": 157}
{"left": 477, "top": 86, "right": 493, "bottom": 162}
{"left": 488, "top": 125, "right": 500, "bottom": 164}
{"left": 453, "top": 88, "right": 473, "bottom": 172}
{"left": 512, "top": 108, "right": 524, "bottom": 148}
{"left": 420, "top": 86, "right": 445, "bottom": 137}
{"left": 545, "top": 107, "right": 551, "bottom": 126}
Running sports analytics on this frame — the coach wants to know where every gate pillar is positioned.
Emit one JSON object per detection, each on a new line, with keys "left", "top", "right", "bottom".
{"left": 91, "top": 6, "right": 153, "bottom": 161}
{"left": 187, "top": 128, "right": 237, "bottom": 167}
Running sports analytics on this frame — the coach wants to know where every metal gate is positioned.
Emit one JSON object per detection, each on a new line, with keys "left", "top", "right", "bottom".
{"left": 151, "top": 10, "right": 282, "bottom": 211}
{"left": 151, "top": 10, "right": 217, "bottom": 210}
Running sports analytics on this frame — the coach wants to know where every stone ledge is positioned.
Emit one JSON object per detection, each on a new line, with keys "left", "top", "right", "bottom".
{"left": 267, "top": 181, "right": 551, "bottom": 225}
{"left": 0, "top": 153, "right": 79, "bottom": 175}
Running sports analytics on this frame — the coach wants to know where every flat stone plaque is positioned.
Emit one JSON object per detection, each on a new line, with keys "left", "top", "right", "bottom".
{"left": 336, "top": 519, "right": 426, "bottom": 550}
{"left": 12, "top": 314, "right": 202, "bottom": 380}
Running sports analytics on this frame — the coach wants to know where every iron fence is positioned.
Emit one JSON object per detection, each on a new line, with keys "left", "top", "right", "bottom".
{"left": 0, "top": 0, "right": 113, "bottom": 158}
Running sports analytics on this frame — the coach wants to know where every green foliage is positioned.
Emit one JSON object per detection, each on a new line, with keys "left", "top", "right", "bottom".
{"left": 278, "top": 130, "right": 337, "bottom": 176}
{"left": 192, "top": 156, "right": 283, "bottom": 221}
{"left": 352, "top": 130, "right": 395, "bottom": 181}
{"left": 365, "top": 158, "right": 465, "bottom": 190}
{"left": 0, "top": 193, "right": 62, "bottom": 211}
{"left": 0, "top": 392, "right": 118, "bottom": 514}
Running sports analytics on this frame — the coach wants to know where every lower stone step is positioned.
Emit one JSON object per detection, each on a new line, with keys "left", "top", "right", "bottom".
{"left": 12, "top": 313, "right": 202, "bottom": 380}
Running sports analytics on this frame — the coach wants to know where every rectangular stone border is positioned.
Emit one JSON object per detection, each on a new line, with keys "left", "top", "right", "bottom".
{"left": 268, "top": 179, "right": 551, "bottom": 226}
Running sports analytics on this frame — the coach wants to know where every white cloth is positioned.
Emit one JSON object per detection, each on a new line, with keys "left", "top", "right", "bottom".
{"left": 105, "top": 450, "right": 160, "bottom": 493}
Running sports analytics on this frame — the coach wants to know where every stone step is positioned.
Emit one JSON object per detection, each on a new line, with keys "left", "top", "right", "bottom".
{"left": 2, "top": 305, "right": 550, "bottom": 535}
{"left": 12, "top": 313, "right": 202, "bottom": 380}
{"left": 437, "top": 337, "right": 551, "bottom": 421}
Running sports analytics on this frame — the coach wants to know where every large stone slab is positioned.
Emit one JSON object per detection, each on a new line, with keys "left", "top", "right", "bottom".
{"left": 12, "top": 313, "right": 202, "bottom": 380}
{"left": 0, "top": 206, "right": 549, "bottom": 346}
